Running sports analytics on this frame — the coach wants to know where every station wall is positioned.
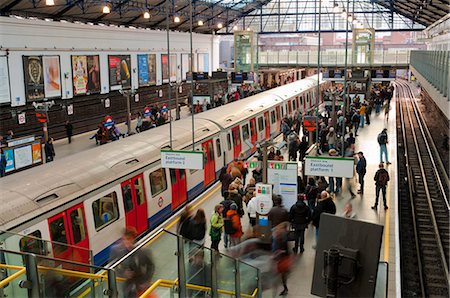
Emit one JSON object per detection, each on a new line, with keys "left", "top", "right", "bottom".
{"left": 0, "top": 17, "right": 220, "bottom": 138}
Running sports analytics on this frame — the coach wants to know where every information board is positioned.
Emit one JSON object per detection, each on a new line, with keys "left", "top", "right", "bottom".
{"left": 304, "top": 156, "right": 354, "bottom": 178}
{"left": 267, "top": 161, "right": 298, "bottom": 210}
{"left": 0, "top": 56, "right": 11, "bottom": 104}
{"left": 14, "top": 145, "right": 33, "bottom": 170}
{"left": 161, "top": 150, "right": 204, "bottom": 170}
{"left": 255, "top": 183, "right": 273, "bottom": 215}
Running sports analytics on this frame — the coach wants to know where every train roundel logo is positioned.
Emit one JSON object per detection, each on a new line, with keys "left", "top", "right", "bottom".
{"left": 143, "top": 107, "right": 151, "bottom": 117}
{"left": 158, "top": 197, "right": 164, "bottom": 207}
{"left": 260, "top": 202, "right": 264, "bottom": 208}
{"left": 104, "top": 115, "right": 115, "bottom": 129}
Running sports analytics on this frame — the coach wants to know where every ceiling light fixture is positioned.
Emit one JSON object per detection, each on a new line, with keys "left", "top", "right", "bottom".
{"left": 246, "top": 27, "right": 251, "bottom": 31}
{"left": 347, "top": 15, "right": 353, "bottom": 22}
{"left": 46, "top": 0, "right": 55, "bottom": 6}
{"left": 233, "top": 25, "right": 238, "bottom": 31}
{"left": 217, "top": 23, "right": 223, "bottom": 29}
{"left": 144, "top": 11, "right": 150, "bottom": 19}
{"left": 198, "top": 20, "right": 204, "bottom": 26}
{"left": 174, "top": 16, "right": 180, "bottom": 23}
{"left": 102, "top": 5, "right": 110, "bottom": 14}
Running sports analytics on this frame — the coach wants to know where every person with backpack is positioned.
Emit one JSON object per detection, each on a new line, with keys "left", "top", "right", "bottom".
{"left": 289, "top": 194, "right": 311, "bottom": 254}
{"left": 225, "top": 203, "right": 243, "bottom": 247}
{"left": 372, "top": 163, "right": 390, "bottom": 210}
{"left": 227, "top": 183, "right": 244, "bottom": 217}
{"left": 377, "top": 128, "right": 391, "bottom": 164}
{"left": 227, "top": 158, "right": 244, "bottom": 179}
{"left": 210, "top": 205, "right": 224, "bottom": 250}
{"left": 281, "top": 118, "right": 291, "bottom": 142}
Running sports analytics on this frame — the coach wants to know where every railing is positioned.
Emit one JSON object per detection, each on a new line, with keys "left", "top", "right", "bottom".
{"left": 410, "top": 50, "right": 449, "bottom": 98}
{"left": 258, "top": 49, "right": 411, "bottom": 67}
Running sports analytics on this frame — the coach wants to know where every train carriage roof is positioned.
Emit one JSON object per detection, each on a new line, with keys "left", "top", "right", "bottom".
{"left": 0, "top": 117, "right": 219, "bottom": 231}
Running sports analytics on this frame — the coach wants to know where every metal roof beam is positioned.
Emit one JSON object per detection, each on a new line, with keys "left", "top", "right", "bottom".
{"left": 1, "top": 0, "right": 25, "bottom": 15}
{"left": 54, "top": 0, "right": 85, "bottom": 17}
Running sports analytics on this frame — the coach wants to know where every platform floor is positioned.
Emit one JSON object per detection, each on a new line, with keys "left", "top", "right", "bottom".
{"left": 145, "top": 96, "right": 399, "bottom": 297}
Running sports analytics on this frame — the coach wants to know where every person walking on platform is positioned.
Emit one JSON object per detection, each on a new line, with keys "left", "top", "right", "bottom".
{"left": 359, "top": 104, "right": 366, "bottom": 128}
{"left": 0, "top": 149, "right": 6, "bottom": 177}
{"left": 44, "top": 138, "right": 55, "bottom": 163}
{"left": 356, "top": 152, "right": 367, "bottom": 194}
{"left": 298, "top": 136, "right": 308, "bottom": 161}
{"left": 64, "top": 120, "right": 73, "bottom": 144}
{"left": 268, "top": 195, "right": 289, "bottom": 228}
{"left": 272, "top": 222, "right": 291, "bottom": 296}
{"left": 210, "top": 205, "right": 224, "bottom": 251}
{"left": 289, "top": 195, "right": 311, "bottom": 254}
{"left": 372, "top": 163, "right": 390, "bottom": 210}
{"left": 377, "top": 128, "right": 391, "bottom": 164}
{"left": 351, "top": 110, "right": 360, "bottom": 136}
{"left": 305, "top": 177, "right": 319, "bottom": 211}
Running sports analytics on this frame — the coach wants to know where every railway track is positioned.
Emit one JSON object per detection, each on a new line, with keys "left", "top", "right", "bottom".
{"left": 396, "top": 80, "right": 450, "bottom": 297}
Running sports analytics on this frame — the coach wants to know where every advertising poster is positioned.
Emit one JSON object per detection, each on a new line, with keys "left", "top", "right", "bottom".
{"left": 4, "top": 148, "right": 14, "bottom": 173}
{"left": 108, "top": 55, "right": 131, "bottom": 90}
{"left": 72, "top": 55, "right": 101, "bottom": 95}
{"left": 23, "top": 56, "right": 45, "bottom": 101}
{"left": 72, "top": 55, "right": 87, "bottom": 95}
{"left": 138, "top": 54, "right": 149, "bottom": 86}
{"left": 181, "top": 54, "right": 190, "bottom": 80}
{"left": 14, "top": 145, "right": 33, "bottom": 170}
{"left": 198, "top": 53, "right": 209, "bottom": 72}
{"left": 43, "top": 56, "right": 61, "bottom": 98}
{"left": 32, "top": 142, "right": 42, "bottom": 164}
{"left": 162, "top": 54, "right": 177, "bottom": 82}
{"left": 0, "top": 56, "right": 11, "bottom": 104}
{"left": 148, "top": 54, "right": 156, "bottom": 85}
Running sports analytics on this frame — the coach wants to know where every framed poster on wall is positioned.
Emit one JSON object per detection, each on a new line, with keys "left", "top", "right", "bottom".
{"left": 72, "top": 55, "right": 101, "bottom": 95}
{"left": 138, "top": 54, "right": 157, "bottom": 86}
{"left": 23, "top": 56, "right": 45, "bottom": 101}
{"left": 0, "top": 56, "right": 11, "bottom": 104}
{"left": 181, "top": 53, "right": 191, "bottom": 81}
{"left": 161, "top": 53, "right": 177, "bottom": 83}
{"left": 42, "top": 56, "right": 62, "bottom": 98}
{"left": 197, "top": 53, "right": 209, "bottom": 73}
{"left": 108, "top": 55, "right": 131, "bottom": 90}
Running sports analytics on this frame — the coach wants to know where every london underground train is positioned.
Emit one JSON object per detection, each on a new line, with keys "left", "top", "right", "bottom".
{"left": 0, "top": 75, "right": 326, "bottom": 269}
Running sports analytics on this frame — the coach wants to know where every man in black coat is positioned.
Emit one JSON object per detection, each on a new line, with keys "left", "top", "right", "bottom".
{"left": 65, "top": 120, "right": 73, "bottom": 144}
{"left": 289, "top": 195, "right": 311, "bottom": 253}
{"left": 356, "top": 151, "right": 367, "bottom": 194}
{"left": 312, "top": 191, "right": 336, "bottom": 239}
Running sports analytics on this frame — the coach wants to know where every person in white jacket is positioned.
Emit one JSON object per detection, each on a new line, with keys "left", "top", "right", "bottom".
{"left": 247, "top": 195, "right": 257, "bottom": 227}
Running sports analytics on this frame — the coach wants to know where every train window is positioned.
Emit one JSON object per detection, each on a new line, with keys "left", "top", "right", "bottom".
{"left": 300, "top": 96, "right": 304, "bottom": 105}
{"left": 281, "top": 105, "right": 285, "bottom": 116}
{"left": 232, "top": 128, "right": 241, "bottom": 147}
{"left": 227, "top": 133, "right": 232, "bottom": 150}
{"left": 49, "top": 217, "right": 68, "bottom": 255}
{"left": 134, "top": 177, "right": 146, "bottom": 205}
{"left": 306, "top": 93, "right": 309, "bottom": 103}
{"left": 149, "top": 169, "right": 167, "bottom": 197}
{"left": 19, "top": 230, "right": 45, "bottom": 255}
{"left": 216, "top": 139, "right": 222, "bottom": 157}
{"left": 242, "top": 124, "right": 250, "bottom": 141}
{"left": 293, "top": 100, "right": 296, "bottom": 111}
{"left": 92, "top": 192, "right": 119, "bottom": 231}
{"left": 208, "top": 141, "right": 214, "bottom": 160}
{"left": 275, "top": 107, "right": 281, "bottom": 120}
{"left": 180, "top": 169, "right": 186, "bottom": 179}
{"left": 122, "top": 183, "right": 134, "bottom": 212}
{"left": 70, "top": 208, "right": 86, "bottom": 244}
{"left": 270, "top": 111, "right": 276, "bottom": 124}
{"left": 258, "top": 117, "right": 264, "bottom": 132}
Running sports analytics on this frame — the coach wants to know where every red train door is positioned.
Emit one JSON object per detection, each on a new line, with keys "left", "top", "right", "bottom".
{"left": 232, "top": 126, "right": 242, "bottom": 159}
{"left": 250, "top": 118, "right": 257, "bottom": 152}
{"left": 170, "top": 169, "right": 187, "bottom": 210}
{"left": 48, "top": 203, "right": 90, "bottom": 266}
{"left": 264, "top": 111, "right": 270, "bottom": 139}
{"left": 121, "top": 174, "right": 148, "bottom": 235}
{"left": 202, "top": 139, "right": 215, "bottom": 186}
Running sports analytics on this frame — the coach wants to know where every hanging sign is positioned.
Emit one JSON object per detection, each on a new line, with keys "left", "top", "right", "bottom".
{"left": 35, "top": 112, "right": 47, "bottom": 123}
{"left": 304, "top": 156, "right": 355, "bottom": 178}
{"left": 303, "top": 116, "right": 317, "bottom": 131}
{"left": 160, "top": 149, "right": 204, "bottom": 170}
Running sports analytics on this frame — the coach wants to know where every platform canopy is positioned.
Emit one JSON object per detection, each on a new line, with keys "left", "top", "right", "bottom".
{"left": 0, "top": 0, "right": 448, "bottom": 33}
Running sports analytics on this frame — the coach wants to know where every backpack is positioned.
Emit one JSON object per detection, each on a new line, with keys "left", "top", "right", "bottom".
{"left": 224, "top": 214, "right": 237, "bottom": 235}
{"left": 377, "top": 170, "right": 389, "bottom": 186}
{"left": 377, "top": 132, "right": 387, "bottom": 145}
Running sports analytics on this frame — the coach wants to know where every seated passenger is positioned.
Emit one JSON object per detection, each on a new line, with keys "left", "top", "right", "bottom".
{"left": 101, "top": 202, "right": 114, "bottom": 223}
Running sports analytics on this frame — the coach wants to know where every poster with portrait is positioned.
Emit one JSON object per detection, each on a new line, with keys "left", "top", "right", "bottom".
{"left": 72, "top": 55, "right": 101, "bottom": 95}
{"left": 181, "top": 53, "right": 191, "bottom": 81}
{"left": 23, "top": 56, "right": 44, "bottom": 101}
{"left": 138, "top": 54, "right": 149, "bottom": 86}
{"left": 42, "top": 56, "right": 61, "bottom": 98}
{"left": 161, "top": 54, "right": 177, "bottom": 83}
{"left": 108, "top": 55, "right": 131, "bottom": 90}
{"left": 0, "top": 56, "right": 11, "bottom": 104}
{"left": 148, "top": 54, "right": 156, "bottom": 85}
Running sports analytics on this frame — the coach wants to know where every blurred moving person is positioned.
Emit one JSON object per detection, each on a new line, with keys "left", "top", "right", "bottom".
{"left": 289, "top": 195, "right": 311, "bottom": 254}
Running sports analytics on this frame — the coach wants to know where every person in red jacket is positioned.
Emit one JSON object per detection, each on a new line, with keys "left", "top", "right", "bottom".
{"left": 226, "top": 204, "right": 243, "bottom": 247}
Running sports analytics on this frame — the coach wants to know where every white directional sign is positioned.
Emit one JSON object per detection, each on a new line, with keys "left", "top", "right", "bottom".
{"left": 161, "top": 149, "right": 204, "bottom": 170}
{"left": 304, "top": 156, "right": 354, "bottom": 178}
{"left": 255, "top": 183, "right": 273, "bottom": 215}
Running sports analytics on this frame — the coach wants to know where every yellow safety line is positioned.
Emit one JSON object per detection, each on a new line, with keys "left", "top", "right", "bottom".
{"left": 144, "top": 183, "right": 221, "bottom": 247}
{"left": 76, "top": 281, "right": 99, "bottom": 298}
{"left": 384, "top": 186, "right": 391, "bottom": 262}
{"left": 0, "top": 268, "right": 26, "bottom": 288}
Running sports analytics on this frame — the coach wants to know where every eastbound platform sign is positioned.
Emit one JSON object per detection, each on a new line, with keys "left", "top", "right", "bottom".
{"left": 305, "top": 156, "right": 354, "bottom": 178}
{"left": 161, "top": 149, "right": 204, "bottom": 170}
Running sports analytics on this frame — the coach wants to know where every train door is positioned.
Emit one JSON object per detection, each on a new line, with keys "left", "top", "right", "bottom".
{"left": 302, "top": 95, "right": 306, "bottom": 111}
{"left": 170, "top": 169, "right": 187, "bottom": 210}
{"left": 250, "top": 118, "right": 257, "bottom": 152}
{"left": 288, "top": 101, "right": 292, "bottom": 115}
{"left": 231, "top": 126, "right": 242, "bottom": 159}
{"left": 264, "top": 111, "right": 270, "bottom": 139}
{"left": 121, "top": 174, "right": 148, "bottom": 235}
{"left": 48, "top": 203, "right": 90, "bottom": 265}
{"left": 202, "top": 139, "right": 215, "bottom": 187}
{"left": 275, "top": 106, "right": 281, "bottom": 131}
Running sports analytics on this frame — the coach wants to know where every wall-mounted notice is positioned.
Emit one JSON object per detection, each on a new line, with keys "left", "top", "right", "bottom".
{"left": 72, "top": 55, "right": 101, "bottom": 95}
{"left": 14, "top": 145, "right": 33, "bottom": 170}
{"left": 161, "top": 150, "right": 204, "bottom": 170}
{"left": 42, "top": 56, "right": 61, "bottom": 98}
{"left": 108, "top": 55, "right": 131, "bottom": 90}
{"left": 23, "top": 56, "right": 45, "bottom": 101}
{"left": 305, "top": 156, "right": 354, "bottom": 178}
{"left": 161, "top": 54, "right": 177, "bottom": 83}
{"left": 267, "top": 161, "right": 298, "bottom": 210}
{"left": 0, "top": 56, "right": 11, "bottom": 104}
